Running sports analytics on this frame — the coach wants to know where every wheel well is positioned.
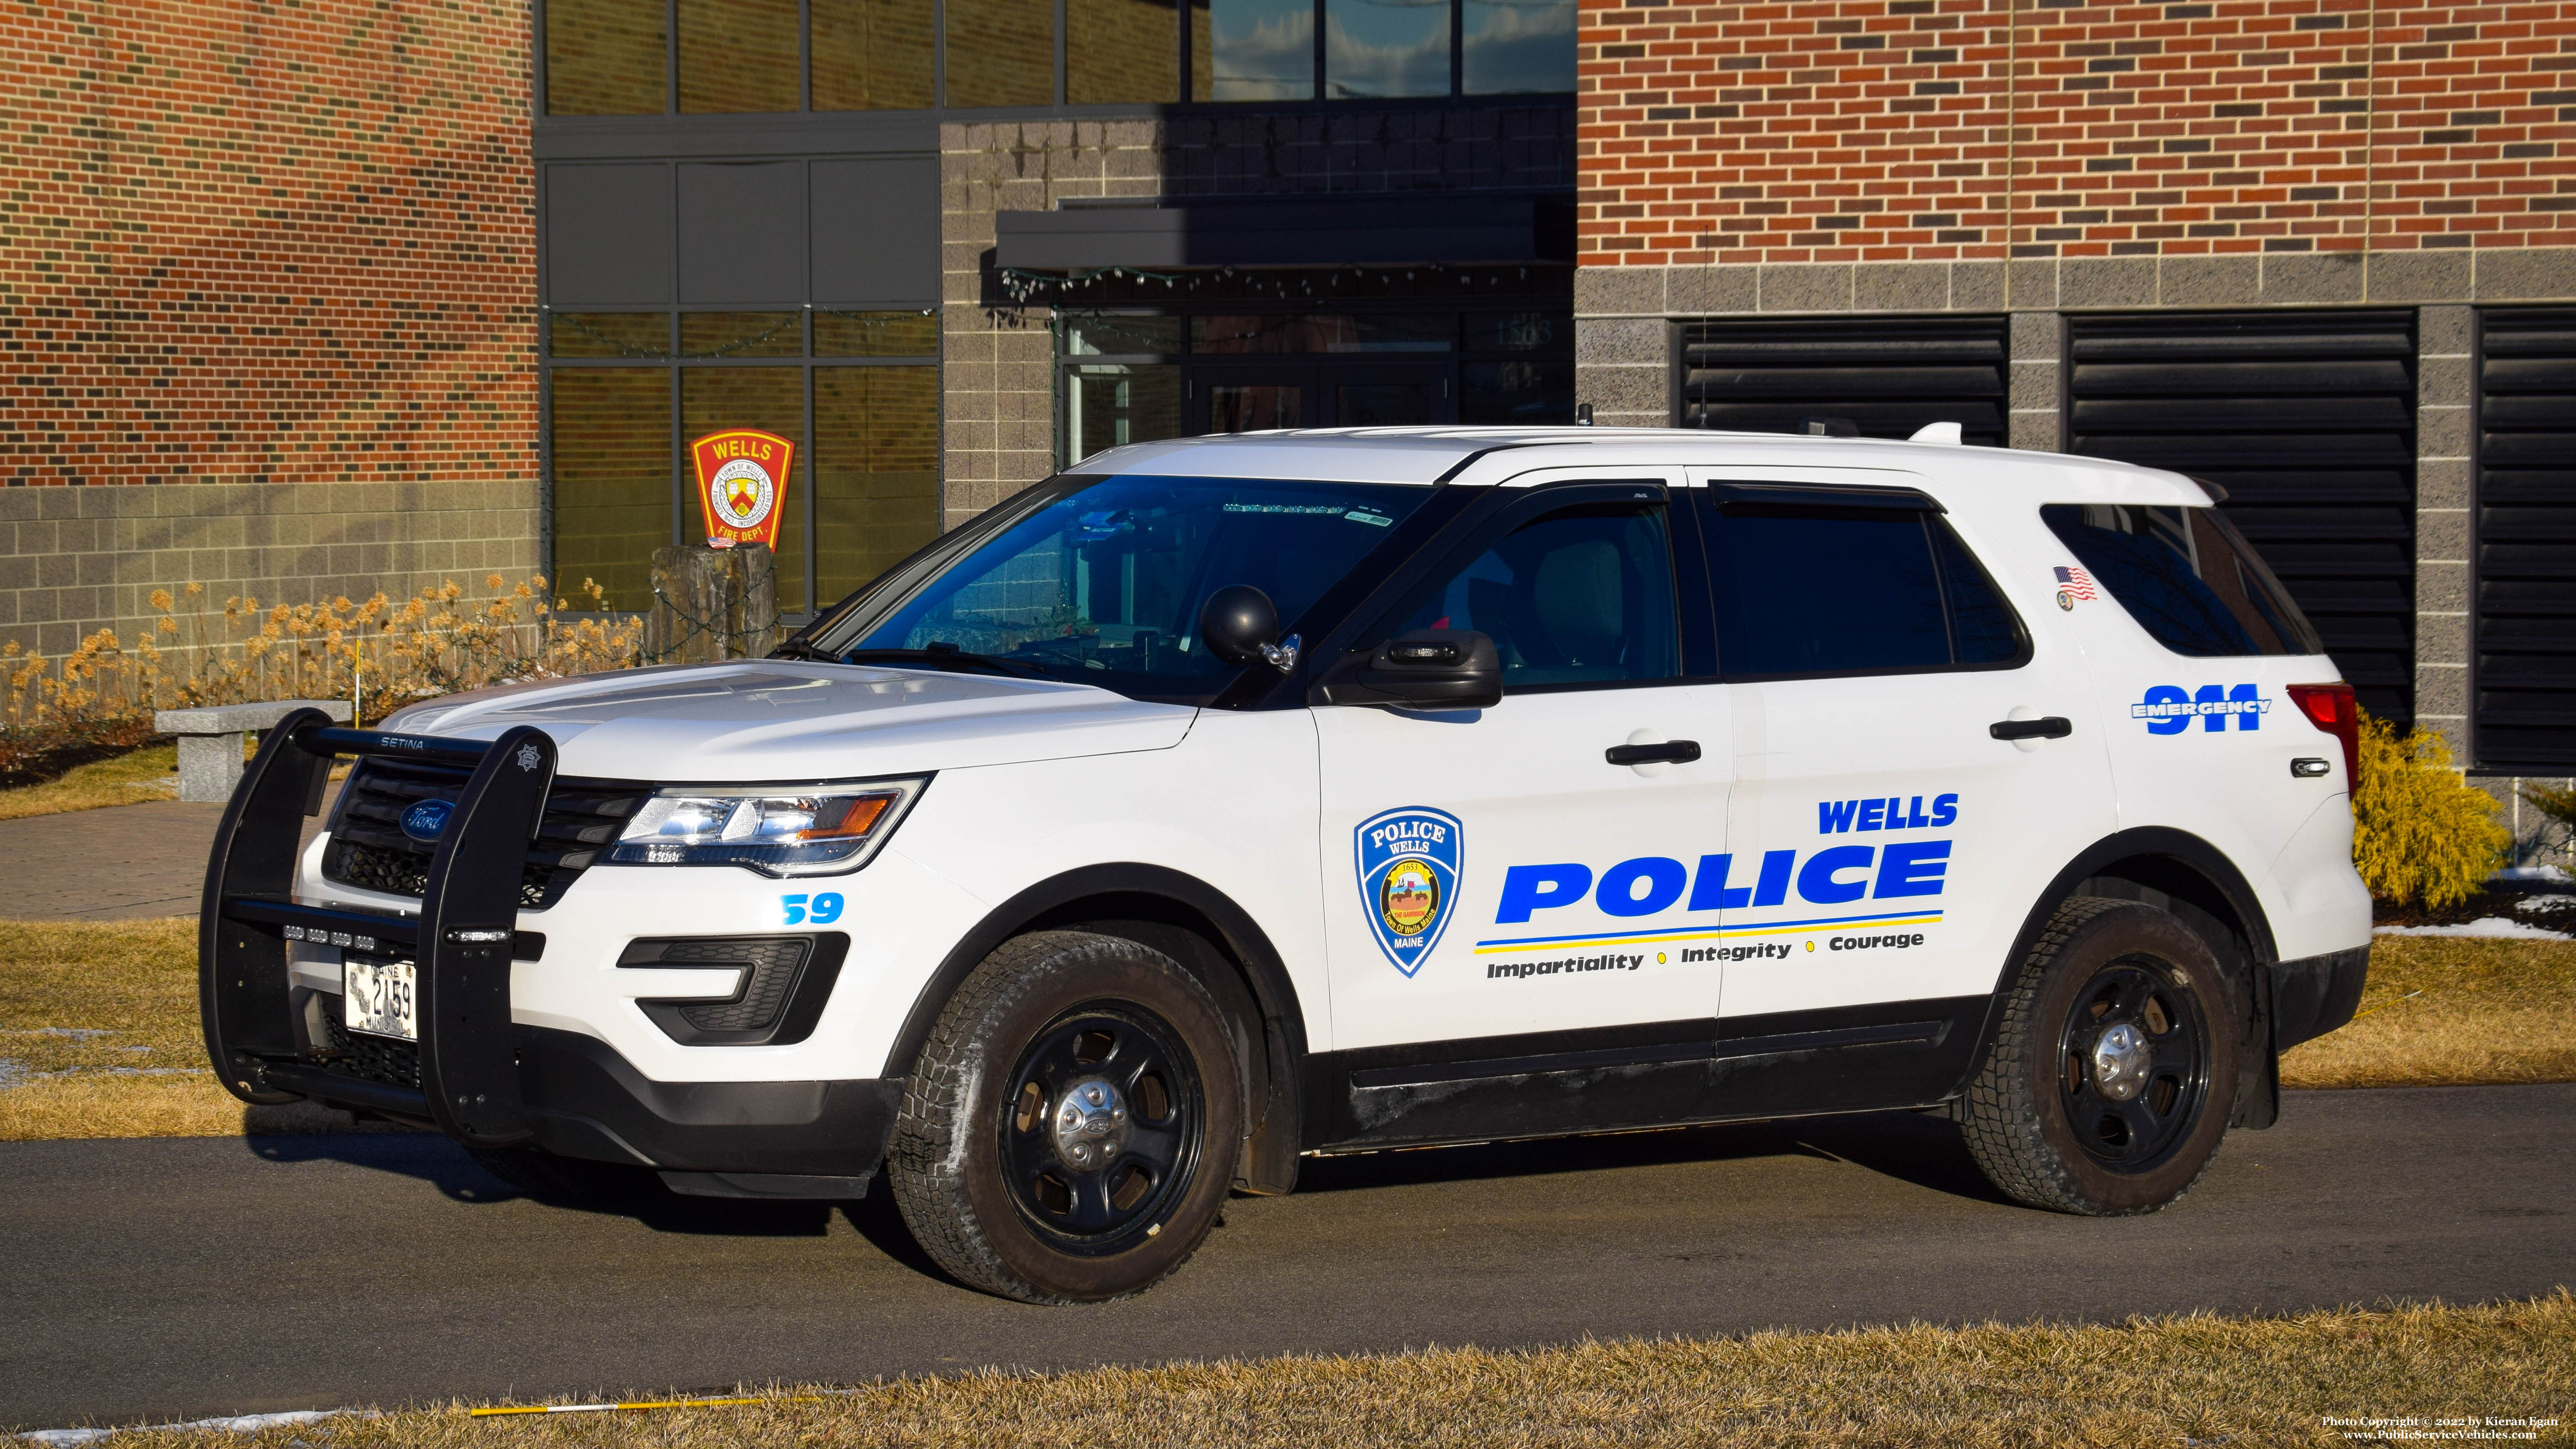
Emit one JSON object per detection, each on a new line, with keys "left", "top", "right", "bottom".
{"left": 883, "top": 867, "right": 1310, "bottom": 1195}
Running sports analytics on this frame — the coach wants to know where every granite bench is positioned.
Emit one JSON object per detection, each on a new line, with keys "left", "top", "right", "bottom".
{"left": 154, "top": 701, "right": 355, "bottom": 802}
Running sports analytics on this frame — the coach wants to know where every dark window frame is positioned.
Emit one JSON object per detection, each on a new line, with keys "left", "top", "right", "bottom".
{"left": 540, "top": 305, "right": 943, "bottom": 623}
{"left": 533, "top": 0, "right": 1574, "bottom": 114}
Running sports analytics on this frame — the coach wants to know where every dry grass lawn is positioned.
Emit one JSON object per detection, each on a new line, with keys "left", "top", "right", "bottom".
{"left": 0, "top": 742, "right": 178, "bottom": 820}
{"left": 2281, "top": 934, "right": 2576, "bottom": 1089}
{"left": 0, "top": 917, "right": 378, "bottom": 1140}
{"left": 72, "top": 1295, "right": 2575, "bottom": 1448}
{"left": 2, "top": 921, "right": 2570, "bottom": 1142}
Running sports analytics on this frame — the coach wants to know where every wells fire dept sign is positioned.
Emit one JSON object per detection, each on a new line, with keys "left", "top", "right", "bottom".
{"left": 690, "top": 429, "right": 796, "bottom": 550}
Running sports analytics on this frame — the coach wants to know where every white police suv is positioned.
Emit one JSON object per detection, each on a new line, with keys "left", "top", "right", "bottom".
{"left": 201, "top": 426, "right": 2372, "bottom": 1304}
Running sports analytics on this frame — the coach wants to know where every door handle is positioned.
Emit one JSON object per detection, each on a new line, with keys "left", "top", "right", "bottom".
{"left": 1606, "top": 740, "right": 1702, "bottom": 766}
{"left": 1989, "top": 717, "right": 2073, "bottom": 741}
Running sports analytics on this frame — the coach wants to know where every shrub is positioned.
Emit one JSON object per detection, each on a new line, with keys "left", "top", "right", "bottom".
{"left": 2, "top": 575, "right": 643, "bottom": 763}
{"left": 2352, "top": 710, "right": 2511, "bottom": 908}
{"left": 2521, "top": 782, "right": 2576, "bottom": 869}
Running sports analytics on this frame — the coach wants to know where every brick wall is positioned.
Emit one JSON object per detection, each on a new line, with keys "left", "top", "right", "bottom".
{"left": 1579, "top": 0, "right": 2575, "bottom": 265}
{"left": 0, "top": 0, "right": 539, "bottom": 654}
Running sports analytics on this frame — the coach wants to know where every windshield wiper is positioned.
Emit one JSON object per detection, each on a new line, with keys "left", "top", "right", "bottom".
{"left": 836, "top": 645, "right": 1049, "bottom": 679}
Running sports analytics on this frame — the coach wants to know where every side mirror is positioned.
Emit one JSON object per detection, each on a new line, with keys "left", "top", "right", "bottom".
{"left": 1198, "top": 585, "right": 1300, "bottom": 673}
{"left": 1313, "top": 629, "right": 1502, "bottom": 711}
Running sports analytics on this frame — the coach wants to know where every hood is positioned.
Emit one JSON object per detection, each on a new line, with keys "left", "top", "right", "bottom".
{"left": 378, "top": 662, "right": 1198, "bottom": 782}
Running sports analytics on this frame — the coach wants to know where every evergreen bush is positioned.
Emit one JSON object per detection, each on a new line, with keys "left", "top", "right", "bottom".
{"left": 2352, "top": 711, "right": 2510, "bottom": 908}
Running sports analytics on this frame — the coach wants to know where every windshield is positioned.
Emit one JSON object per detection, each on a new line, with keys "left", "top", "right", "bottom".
{"left": 811, "top": 474, "right": 1432, "bottom": 699}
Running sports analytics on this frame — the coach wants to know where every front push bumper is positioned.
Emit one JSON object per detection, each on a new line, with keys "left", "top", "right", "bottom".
{"left": 201, "top": 709, "right": 899, "bottom": 1190}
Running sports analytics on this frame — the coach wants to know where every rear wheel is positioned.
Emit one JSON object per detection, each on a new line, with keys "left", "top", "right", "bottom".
{"left": 890, "top": 931, "right": 1243, "bottom": 1304}
{"left": 1960, "top": 897, "right": 2238, "bottom": 1215}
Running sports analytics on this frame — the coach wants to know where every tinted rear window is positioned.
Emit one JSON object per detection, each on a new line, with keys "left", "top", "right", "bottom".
{"left": 1705, "top": 503, "right": 2028, "bottom": 677}
{"left": 2042, "top": 503, "right": 2322, "bottom": 658}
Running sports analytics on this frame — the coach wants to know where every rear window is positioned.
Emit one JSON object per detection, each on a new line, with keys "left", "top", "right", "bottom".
{"left": 2041, "top": 503, "right": 2322, "bottom": 658}
{"left": 1704, "top": 502, "right": 2028, "bottom": 678}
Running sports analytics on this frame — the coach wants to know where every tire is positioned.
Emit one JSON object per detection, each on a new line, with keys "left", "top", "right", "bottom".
{"left": 889, "top": 931, "right": 1245, "bottom": 1304}
{"left": 466, "top": 1144, "right": 660, "bottom": 1204}
{"left": 1960, "top": 897, "right": 2240, "bottom": 1215}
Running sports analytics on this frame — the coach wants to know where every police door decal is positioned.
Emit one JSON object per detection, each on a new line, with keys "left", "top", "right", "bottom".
{"left": 1355, "top": 807, "right": 1464, "bottom": 977}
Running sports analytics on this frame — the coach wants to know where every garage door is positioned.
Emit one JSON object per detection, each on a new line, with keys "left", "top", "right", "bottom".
{"left": 2475, "top": 308, "right": 2576, "bottom": 773}
{"left": 2066, "top": 311, "right": 2417, "bottom": 725}
{"left": 1679, "top": 317, "right": 2009, "bottom": 444}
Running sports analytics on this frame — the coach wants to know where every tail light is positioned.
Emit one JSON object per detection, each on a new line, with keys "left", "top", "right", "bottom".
{"left": 2286, "top": 683, "right": 2360, "bottom": 788}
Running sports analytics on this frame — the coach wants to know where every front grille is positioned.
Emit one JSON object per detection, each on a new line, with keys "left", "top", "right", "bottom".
{"left": 321, "top": 757, "right": 647, "bottom": 909}
{"left": 315, "top": 1004, "right": 422, "bottom": 1090}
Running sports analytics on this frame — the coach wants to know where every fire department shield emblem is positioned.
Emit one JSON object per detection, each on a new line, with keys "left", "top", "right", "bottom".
{"left": 690, "top": 428, "right": 797, "bottom": 550}
{"left": 1353, "top": 806, "right": 1463, "bottom": 977}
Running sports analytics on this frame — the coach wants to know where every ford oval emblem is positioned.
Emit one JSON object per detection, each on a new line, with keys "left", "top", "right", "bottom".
{"left": 400, "top": 799, "right": 455, "bottom": 843}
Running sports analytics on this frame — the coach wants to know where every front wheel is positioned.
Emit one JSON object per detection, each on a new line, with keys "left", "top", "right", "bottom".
{"left": 889, "top": 931, "right": 1244, "bottom": 1304}
{"left": 1959, "top": 897, "right": 2239, "bottom": 1215}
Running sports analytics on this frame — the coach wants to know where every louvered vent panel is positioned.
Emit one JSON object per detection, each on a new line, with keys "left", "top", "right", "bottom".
{"left": 2475, "top": 307, "right": 2576, "bottom": 773}
{"left": 1680, "top": 317, "right": 2009, "bottom": 444}
{"left": 2067, "top": 311, "right": 2418, "bottom": 724}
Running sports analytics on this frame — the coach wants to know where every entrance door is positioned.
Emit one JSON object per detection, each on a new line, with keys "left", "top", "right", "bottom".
{"left": 1332, "top": 365, "right": 1457, "bottom": 427}
{"left": 1312, "top": 478, "right": 1732, "bottom": 1143}
{"left": 1198, "top": 367, "right": 1315, "bottom": 433}
{"left": 1690, "top": 473, "right": 2117, "bottom": 1095}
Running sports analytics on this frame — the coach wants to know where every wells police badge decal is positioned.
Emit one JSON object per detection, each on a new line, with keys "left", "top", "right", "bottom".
{"left": 1354, "top": 807, "right": 1463, "bottom": 977}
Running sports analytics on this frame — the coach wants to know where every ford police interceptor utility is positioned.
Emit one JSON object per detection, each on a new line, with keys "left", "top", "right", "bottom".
{"left": 200, "top": 426, "right": 2372, "bottom": 1304}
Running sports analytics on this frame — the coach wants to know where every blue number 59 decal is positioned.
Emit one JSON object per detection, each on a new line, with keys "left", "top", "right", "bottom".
{"left": 782, "top": 892, "right": 845, "bottom": 925}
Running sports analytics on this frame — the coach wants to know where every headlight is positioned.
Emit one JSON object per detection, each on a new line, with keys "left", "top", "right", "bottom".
{"left": 606, "top": 777, "right": 926, "bottom": 877}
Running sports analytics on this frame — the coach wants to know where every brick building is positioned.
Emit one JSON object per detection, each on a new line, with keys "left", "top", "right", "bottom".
{"left": 2, "top": 0, "right": 2565, "bottom": 825}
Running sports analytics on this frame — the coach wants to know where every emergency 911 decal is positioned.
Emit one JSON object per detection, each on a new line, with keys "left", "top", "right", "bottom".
{"left": 1355, "top": 807, "right": 1464, "bottom": 977}
{"left": 2134, "top": 684, "right": 2272, "bottom": 735}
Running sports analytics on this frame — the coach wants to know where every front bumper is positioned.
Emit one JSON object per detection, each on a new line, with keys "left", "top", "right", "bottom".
{"left": 254, "top": 1026, "right": 899, "bottom": 1175}
{"left": 2271, "top": 944, "right": 2370, "bottom": 1051}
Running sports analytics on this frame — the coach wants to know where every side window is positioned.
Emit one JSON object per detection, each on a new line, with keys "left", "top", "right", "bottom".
{"left": 1706, "top": 501, "right": 2028, "bottom": 678}
{"left": 1372, "top": 499, "right": 1682, "bottom": 688}
{"left": 2041, "top": 502, "right": 2323, "bottom": 658}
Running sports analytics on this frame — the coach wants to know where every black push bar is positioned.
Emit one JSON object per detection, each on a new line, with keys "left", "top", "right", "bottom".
{"left": 199, "top": 707, "right": 559, "bottom": 1146}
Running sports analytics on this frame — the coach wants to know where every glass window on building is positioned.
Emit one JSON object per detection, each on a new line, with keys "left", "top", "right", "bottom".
{"left": 683, "top": 368, "right": 808, "bottom": 613}
{"left": 1070, "top": 0, "right": 1181, "bottom": 103}
{"left": 1325, "top": 0, "right": 1449, "bottom": 100}
{"left": 551, "top": 369, "right": 673, "bottom": 611}
{"left": 1462, "top": 0, "right": 1574, "bottom": 94}
{"left": 678, "top": 0, "right": 803, "bottom": 111}
{"left": 545, "top": 0, "right": 668, "bottom": 113}
{"left": 945, "top": 0, "right": 1055, "bottom": 106}
{"left": 812, "top": 0, "right": 935, "bottom": 109}
{"left": 816, "top": 367, "right": 944, "bottom": 604}
{"left": 1203, "top": 0, "right": 1314, "bottom": 100}
{"left": 1068, "top": 366, "right": 1185, "bottom": 464}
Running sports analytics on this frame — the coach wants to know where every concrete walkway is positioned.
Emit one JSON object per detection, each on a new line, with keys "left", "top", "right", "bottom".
{"left": 0, "top": 793, "right": 336, "bottom": 921}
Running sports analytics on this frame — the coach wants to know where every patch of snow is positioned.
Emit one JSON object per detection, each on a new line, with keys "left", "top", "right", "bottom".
{"left": 2493, "top": 864, "right": 2571, "bottom": 883}
{"left": 2518, "top": 893, "right": 2576, "bottom": 914}
{"left": 18, "top": 1410, "right": 370, "bottom": 1445}
{"left": 2377, "top": 917, "right": 2575, "bottom": 941}
{"left": 0, "top": 1059, "right": 24, "bottom": 1089}
{"left": 26, "top": 1028, "right": 111, "bottom": 1040}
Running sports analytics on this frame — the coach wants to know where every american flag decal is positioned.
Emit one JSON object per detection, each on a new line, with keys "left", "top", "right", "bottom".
{"left": 2053, "top": 565, "right": 2100, "bottom": 601}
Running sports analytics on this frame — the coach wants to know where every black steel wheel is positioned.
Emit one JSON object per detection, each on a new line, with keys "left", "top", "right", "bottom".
{"left": 996, "top": 1005, "right": 1206, "bottom": 1253}
{"left": 890, "top": 931, "right": 1244, "bottom": 1304}
{"left": 2054, "top": 958, "right": 2210, "bottom": 1174}
{"left": 1960, "top": 897, "right": 2240, "bottom": 1215}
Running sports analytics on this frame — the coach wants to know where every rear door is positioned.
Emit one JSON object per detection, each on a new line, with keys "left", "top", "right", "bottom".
{"left": 1690, "top": 469, "right": 2120, "bottom": 1110}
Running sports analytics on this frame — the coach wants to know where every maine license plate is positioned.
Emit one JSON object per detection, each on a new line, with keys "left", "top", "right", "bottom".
{"left": 343, "top": 958, "right": 417, "bottom": 1041}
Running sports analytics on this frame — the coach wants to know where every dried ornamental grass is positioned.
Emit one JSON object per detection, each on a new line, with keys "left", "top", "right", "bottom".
{"left": 2279, "top": 935, "right": 2576, "bottom": 1090}
{"left": 76, "top": 1294, "right": 2576, "bottom": 1448}
{"left": 1, "top": 574, "right": 643, "bottom": 743}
